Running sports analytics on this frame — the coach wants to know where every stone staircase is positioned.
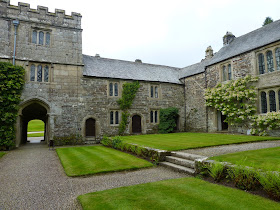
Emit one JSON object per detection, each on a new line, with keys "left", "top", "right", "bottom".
{"left": 160, "top": 151, "right": 207, "bottom": 175}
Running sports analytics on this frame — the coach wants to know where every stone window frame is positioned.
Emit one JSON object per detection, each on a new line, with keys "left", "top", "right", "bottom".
{"left": 220, "top": 61, "right": 233, "bottom": 82}
{"left": 258, "top": 87, "right": 280, "bottom": 114}
{"left": 149, "top": 84, "right": 161, "bottom": 99}
{"left": 108, "top": 81, "right": 120, "bottom": 97}
{"left": 150, "top": 109, "right": 159, "bottom": 124}
{"left": 29, "top": 63, "right": 51, "bottom": 83}
{"left": 31, "top": 27, "right": 52, "bottom": 46}
{"left": 256, "top": 43, "right": 280, "bottom": 75}
{"left": 109, "top": 110, "right": 121, "bottom": 126}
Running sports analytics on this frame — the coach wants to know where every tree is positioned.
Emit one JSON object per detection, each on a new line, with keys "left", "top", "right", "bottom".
{"left": 263, "top": 17, "right": 273, "bottom": 26}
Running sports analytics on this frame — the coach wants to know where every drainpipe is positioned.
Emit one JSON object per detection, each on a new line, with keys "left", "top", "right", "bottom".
{"left": 204, "top": 67, "right": 209, "bottom": 133}
{"left": 12, "top": 19, "right": 20, "bottom": 65}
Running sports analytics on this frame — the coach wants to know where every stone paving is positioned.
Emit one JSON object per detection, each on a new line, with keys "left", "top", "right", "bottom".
{"left": 0, "top": 143, "right": 188, "bottom": 209}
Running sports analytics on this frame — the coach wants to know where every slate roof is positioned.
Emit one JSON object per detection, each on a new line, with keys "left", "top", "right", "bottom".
{"left": 83, "top": 55, "right": 183, "bottom": 84}
{"left": 179, "top": 58, "right": 211, "bottom": 79}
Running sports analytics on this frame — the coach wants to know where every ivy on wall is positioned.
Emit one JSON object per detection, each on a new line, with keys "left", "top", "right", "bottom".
{"left": 158, "top": 107, "right": 179, "bottom": 133}
{"left": 117, "top": 81, "right": 140, "bottom": 135}
{"left": 0, "top": 62, "right": 25, "bottom": 149}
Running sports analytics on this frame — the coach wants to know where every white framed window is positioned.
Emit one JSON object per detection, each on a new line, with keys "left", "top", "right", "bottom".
{"left": 110, "top": 110, "right": 120, "bottom": 125}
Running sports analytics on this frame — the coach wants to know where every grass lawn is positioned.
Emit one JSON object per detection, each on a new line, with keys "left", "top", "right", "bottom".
{"left": 27, "top": 132, "right": 44, "bottom": 137}
{"left": 121, "top": 133, "right": 280, "bottom": 151}
{"left": 210, "top": 147, "right": 280, "bottom": 172}
{"left": 28, "top": 120, "right": 44, "bottom": 132}
{"left": 56, "top": 145, "right": 153, "bottom": 176}
{"left": 78, "top": 177, "right": 280, "bottom": 210}
{"left": 0, "top": 152, "right": 6, "bottom": 159}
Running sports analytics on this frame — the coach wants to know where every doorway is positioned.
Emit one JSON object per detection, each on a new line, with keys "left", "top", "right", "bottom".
{"left": 217, "top": 111, "right": 228, "bottom": 131}
{"left": 27, "top": 119, "right": 45, "bottom": 143}
{"left": 86, "top": 118, "right": 96, "bottom": 137}
{"left": 132, "top": 115, "right": 142, "bottom": 133}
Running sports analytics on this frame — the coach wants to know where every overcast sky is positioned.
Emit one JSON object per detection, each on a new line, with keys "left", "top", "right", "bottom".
{"left": 11, "top": 0, "right": 280, "bottom": 68}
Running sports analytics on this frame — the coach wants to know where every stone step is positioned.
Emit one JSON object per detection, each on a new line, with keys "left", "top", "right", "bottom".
{"left": 159, "top": 162, "right": 195, "bottom": 175}
{"left": 166, "top": 156, "right": 195, "bottom": 169}
{"left": 171, "top": 152, "right": 206, "bottom": 161}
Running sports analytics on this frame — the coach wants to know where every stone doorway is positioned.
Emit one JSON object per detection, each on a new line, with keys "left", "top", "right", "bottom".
{"left": 85, "top": 118, "right": 96, "bottom": 137}
{"left": 217, "top": 111, "right": 228, "bottom": 131}
{"left": 132, "top": 115, "right": 142, "bottom": 133}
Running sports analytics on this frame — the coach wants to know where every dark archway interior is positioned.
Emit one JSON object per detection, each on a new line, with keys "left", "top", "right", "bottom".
{"left": 132, "top": 115, "right": 141, "bottom": 133}
{"left": 21, "top": 103, "right": 48, "bottom": 144}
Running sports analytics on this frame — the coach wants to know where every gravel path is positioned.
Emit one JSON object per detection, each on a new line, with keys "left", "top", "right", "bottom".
{"left": 183, "top": 140, "right": 280, "bottom": 157}
{"left": 0, "top": 143, "right": 188, "bottom": 209}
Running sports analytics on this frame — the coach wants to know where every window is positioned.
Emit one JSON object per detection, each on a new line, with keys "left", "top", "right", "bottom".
{"left": 150, "top": 110, "right": 159, "bottom": 123}
{"left": 266, "top": 51, "right": 274, "bottom": 72}
{"left": 150, "top": 85, "right": 159, "bottom": 98}
{"left": 37, "top": 65, "right": 42, "bottom": 82}
{"left": 228, "top": 64, "right": 232, "bottom": 80}
{"left": 222, "top": 65, "right": 227, "bottom": 81}
{"left": 110, "top": 111, "right": 120, "bottom": 125}
{"left": 32, "top": 31, "right": 37, "bottom": 44}
{"left": 258, "top": 53, "right": 265, "bottom": 74}
{"left": 269, "top": 90, "right": 276, "bottom": 112}
{"left": 46, "top": 32, "right": 50, "bottom": 46}
{"left": 30, "top": 65, "right": 35, "bottom": 81}
{"left": 39, "top": 32, "right": 44, "bottom": 45}
{"left": 109, "top": 82, "right": 119, "bottom": 97}
{"left": 261, "top": 92, "right": 267, "bottom": 113}
{"left": 30, "top": 64, "right": 50, "bottom": 82}
{"left": 44, "top": 66, "right": 49, "bottom": 82}
{"left": 276, "top": 48, "right": 280, "bottom": 71}
{"left": 31, "top": 30, "right": 51, "bottom": 46}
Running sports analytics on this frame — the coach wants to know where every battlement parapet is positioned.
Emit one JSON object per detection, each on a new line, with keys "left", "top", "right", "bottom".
{"left": 0, "top": 0, "right": 82, "bottom": 29}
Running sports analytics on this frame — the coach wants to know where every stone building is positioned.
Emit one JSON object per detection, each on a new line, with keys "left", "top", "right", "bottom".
{"left": 0, "top": 0, "right": 280, "bottom": 147}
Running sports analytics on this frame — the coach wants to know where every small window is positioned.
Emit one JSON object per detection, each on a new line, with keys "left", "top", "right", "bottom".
{"left": 228, "top": 64, "right": 232, "bottom": 80}
{"left": 114, "top": 83, "right": 118, "bottom": 96}
{"left": 115, "top": 111, "right": 119, "bottom": 124}
{"left": 269, "top": 90, "right": 276, "bottom": 112}
{"left": 222, "top": 65, "right": 227, "bottom": 81}
{"left": 276, "top": 48, "right": 280, "bottom": 71}
{"left": 150, "top": 111, "right": 153, "bottom": 123}
{"left": 109, "top": 82, "right": 119, "bottom": 97}
{"left": 30, "top": 65, "right": 35, "bottom": 81}
{"left": 39, "top": 31, "right": 44, "bottom": 45}
{"left": 150, "top": 85, "right": 159, "bottom": 98}
{"left": 32, "top": 31, "right": 37, "bottom": 44}
{"left": 110, "top": 110, "right": 120, "bottom": 125}
{"left": 150, "top": 110, "right": 159, "bottom": 124}
{"left": 46, "top": 32, "right": 50, "bottom": 46}
{"left": 155, "top": 86, "right": 158, "bottom": 98}
{"left": 110, "top": 111, "right": 114, "bottom": 124}
{"left": 261, "top": 92, "right": 267, "bottom": 113}
{"left": 151, "top": 86, "right": 154, "bottom": 98}
{"left": 44, "top": 66, "right": 49, "bottom": 82}
{"left": 109, "top": 83, "right": 113, "bottom": 96}
{"left": 37, "top": 65, "right": 42, "bottom": 82}
{"left": 258, "top": 53, "right": 265, "bottom": 74}
{"left": 155, "top": 111, "right": 158, "bottom": 123}
{"left": 266, "top": 51, "right": 274, "bottom": 72}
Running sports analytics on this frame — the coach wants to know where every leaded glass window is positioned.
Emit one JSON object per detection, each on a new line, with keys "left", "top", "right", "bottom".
{"left": 155, "top": 111, "right": 158, "bottom": 123}
{"left": 228, "top": 64, "right": 232, "bottom": 80}
{"left": 32, "top": 31, "right": 37, "bottom": 44}
{"left": 110, "top": 111, "right": 114, "bottom": 124}
{"left": 109, "top": 83, "right": 113, "bottom": 96}
{"left": 30, "top": 65, "right": 35, "bottom": 81}
{"left": 44, "top": 66, "right": 49, "bottom": 82}
{"left": 258, "top": 53, "right": 265, "bottom": 74}
{"left": 223, "top": 65, "right": 227, "bottom": 81}
{"left": 151, "top": 86, "right": 154, "bottom": 97}
{"left": 114, "top": 83, "right": 118, "bottom": 96}
{"left": 39, "top": 31, "right": 44, "bottom": 45}
{"left": 276, "top": 48, "right": 280, "bottom": 71}
{"left": 266, "top": 51, "right": 274, "bottom": 72}
{"left": 37, "top": 65, "right": 42, "bottom": 82}
{"left": 115, "top": 111, "right": 119, "bottom": 124}
{"left": 261, "top": 92, "right": 267, "bottom": 113}
{"left": 269, "top": 90, "right": 276, "bottom": 112}
{"left": 155, "top": 86, "right": 158, "bottom": 98}
{"left": 46, "top": 32, "right": 50, "bottom": 46}
{"left": 150, "top": 111, "right": 153, "bottom": 123}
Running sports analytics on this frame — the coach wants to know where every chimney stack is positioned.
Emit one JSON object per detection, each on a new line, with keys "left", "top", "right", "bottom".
{"left": 205, "top": 46, "right": 213, "bottom": 59}
{"left": 223, "top": 31, "right": 235, "bottom": 46}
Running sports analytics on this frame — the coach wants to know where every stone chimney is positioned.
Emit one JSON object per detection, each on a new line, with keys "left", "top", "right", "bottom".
{"left": 223, "top": 31, "right": 235, "bottom": 46}
{"left": 205, "top": 46, "right": 213, "bottom": 59}
{"left": 135, "top": 59, "right": 142, "bottom": 63}
{"left": 95, "top": 54, "right": 100, "bottom": 58}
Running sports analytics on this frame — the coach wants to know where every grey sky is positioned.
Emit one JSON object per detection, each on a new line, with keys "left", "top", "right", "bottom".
{"left": 11, "top": 0, "right": 280, "bottom": 68}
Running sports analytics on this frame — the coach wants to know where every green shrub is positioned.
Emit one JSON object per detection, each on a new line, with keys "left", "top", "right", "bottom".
{"left": 112, "top": 136, "right": 123, "bottom": 149}
{"left": 207, "top": 162, "right": 226, "bottom": 182}
{"left": 158, "top": 107, "right": 179, "bottom": 133}
{"left": 118, "top": 111, "right": 129, "bottom": 135}
{"left": 101, "top": 135, "right": 112, "bottom": 147}
{"left": 53, "top": 133, "right": 84, "bottom": 146}
{"left": 0, "top": 62, "right": 25, "bottom": 149}
{"left": 257, "top": 171, "right": 280, "bottom": 200}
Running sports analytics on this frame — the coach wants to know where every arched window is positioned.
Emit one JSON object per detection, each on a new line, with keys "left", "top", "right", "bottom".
{"left": 32, "top": 31, "right": 37, "bottom": 44}
{"left": 261, "top": 92, "right": 267, "bottom": 113}
{"left": 222, "top": 65, "right": 227, "bottom": 81}
{"left": 37, "top": 65, "right": 42, "bottom": 82}
{"left": 86, "top": 118, "right": 96, "bottom": 137}
{"left": 114, "top": 83, "right": 118, "bottom": 96}
{"left": 30, "top": 65, "right": 35, "bottom": 81}
{"left": 39, "top": 31, "right": 44, "bottom": 45}
{"left": 46, "top": 32, "right": 50, "bottom": 46}
{"left": 269, "top": 90, "right": 276, "bottom": 112}
{"left": 44, "top": 66, "right": 49, "bottom": 82}
{"left": 266, "top": 51, "right": 274, "bottom": 72}
{"left": 276, "top": 48, "right": 280, "bottom": 71}
{"left": 258, "top": 53, "right": 265, "bottom": 74}
{"left": 228, "top": 64, "right": 232, "bottom": 80}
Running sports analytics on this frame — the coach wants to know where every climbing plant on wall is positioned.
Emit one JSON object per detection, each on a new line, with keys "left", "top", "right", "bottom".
{"left": 117, "top": 81, "right": 140, "bottom": 135}
{"left": 0, "top": 62, "right": 25, "bottom": 149}
{"left": 158, "top": 107, "right": 179, "bottom": 133}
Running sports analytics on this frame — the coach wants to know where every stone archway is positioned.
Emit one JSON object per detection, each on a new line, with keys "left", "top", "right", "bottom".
{"left": 16, "top": 99, "right": 50, "bottom": 147}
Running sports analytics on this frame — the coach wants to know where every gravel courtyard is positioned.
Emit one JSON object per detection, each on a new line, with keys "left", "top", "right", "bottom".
{"left": 0, "top": 143, "right": 188, "bottom": 209}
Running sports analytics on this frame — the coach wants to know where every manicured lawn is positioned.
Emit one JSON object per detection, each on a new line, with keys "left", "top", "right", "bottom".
{"left": 78, "top": 177, "right": 280, "bottom": 210}
{"left": 121, "top": 133, "right": 280, "bottom": 151}
{"left": 56, "top": 146, "right": 153, "bottom": 176}
{"left": 210, "top": 147, "right": 280, "bottom": 172}
{"left": 28, "top": 120, "right": 44, "bottom": 132}
{"left": 27, "top": 132, "right": 44, "bottom": 137}
{"left": 0, "top": 152, "right": 6, "bottom": 159}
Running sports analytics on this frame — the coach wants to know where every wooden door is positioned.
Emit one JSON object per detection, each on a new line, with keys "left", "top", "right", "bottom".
{"left": 86, "top": 118, "right": 96, "bottom": 137}
{"left": 132, "top": 115, "right": 141, "bottom": 133}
